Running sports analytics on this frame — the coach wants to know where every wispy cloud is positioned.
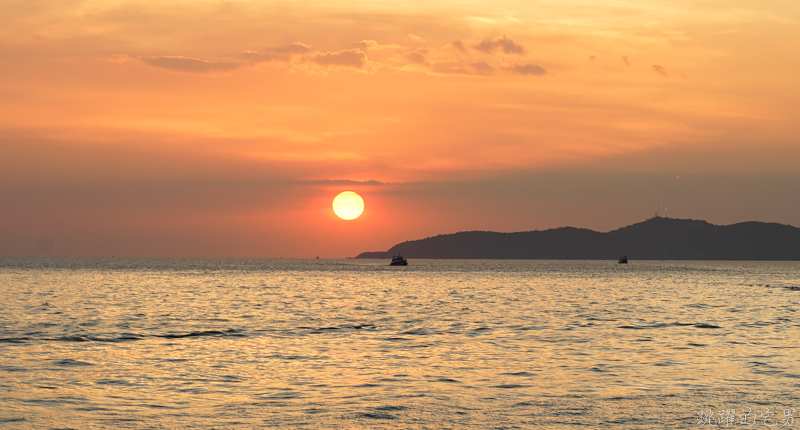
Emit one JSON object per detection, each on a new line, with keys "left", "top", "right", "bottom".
{"left": 470, "top": 60, "right": 496, "bottom": 76}
{"left": 313, "top": 49, "right": 367, "bottom": 69}
{"left": 505, "top": 62, "right": 548, "bottom": 76}
{"left": 652, "top": 64, "right": 668, "bottom": 77}
{"left": 357, "top": 40, "right": 402, "bottom": 51}
{"left": 309, "top": 179, "right": 390, "bottom": 186}
{"left": 240, "top": 42, "right": 315, "bottom": 63}
{"left": 430, "top": 63, "right": 471, "bottom": 75}
{"left": 141, "top": 56, "right": 240, "bottom": 74}
{"left": 139, "top": 35, "right": 546, "bottom": 78}
{"left": 473, "top": 35, "right": 524, "bottom": 54}
{"left": 404, "top": 51, "right": 428, "bottom": 64}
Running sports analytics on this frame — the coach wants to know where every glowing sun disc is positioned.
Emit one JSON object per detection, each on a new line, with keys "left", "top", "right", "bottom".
{"left": 332, "top": 191, "right": 364, "bottom": 220}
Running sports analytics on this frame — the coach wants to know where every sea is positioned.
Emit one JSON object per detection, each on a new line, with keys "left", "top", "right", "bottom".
{"left": 1, "top": 258, "right": 798, "bottom": 429}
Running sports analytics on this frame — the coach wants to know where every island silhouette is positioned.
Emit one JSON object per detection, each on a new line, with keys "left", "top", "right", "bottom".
{"left": 356, "top": 217, "right": 800, "bottom": 260}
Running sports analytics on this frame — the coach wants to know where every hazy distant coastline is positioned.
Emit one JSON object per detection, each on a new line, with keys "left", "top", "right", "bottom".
{"left": 356, "top": 217, "right": 800, "bottom": 260}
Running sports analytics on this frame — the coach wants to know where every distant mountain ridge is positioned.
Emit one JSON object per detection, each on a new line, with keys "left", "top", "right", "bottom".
{"left": 356, "top": 217, "right": 800, "bottom": 260}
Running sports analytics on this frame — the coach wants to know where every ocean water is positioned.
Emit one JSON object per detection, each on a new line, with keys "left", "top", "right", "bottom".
{"left": 1, "top": 258, "right": 799, "bottom": 429}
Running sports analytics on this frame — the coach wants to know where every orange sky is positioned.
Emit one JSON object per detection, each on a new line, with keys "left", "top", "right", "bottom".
{"left": 2, "top": 0, "right": 799, "bottom": 258}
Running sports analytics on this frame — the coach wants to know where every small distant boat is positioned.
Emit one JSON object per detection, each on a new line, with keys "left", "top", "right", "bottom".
{"left": 618, "top": 256, "right": 628, "bottom": 264}
{"left": 390, "top": 255, "right": 408, "bottom": 266}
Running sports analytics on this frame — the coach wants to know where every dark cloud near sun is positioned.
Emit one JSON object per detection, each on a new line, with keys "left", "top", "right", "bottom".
{"left": 451, "top": 40, "right": 466, "bottom": 52}
{"left": 141, "top": 56, "right": 240, "bottom": 74}
{"left": 473, "top": 35, "right": 524, "bottom": 54}
{"left": 310, "top": 179, "right": 390, "bottom": 186}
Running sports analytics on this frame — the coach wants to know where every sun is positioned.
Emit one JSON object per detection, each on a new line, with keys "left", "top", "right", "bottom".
{"left": 332, "top": 191, "right": 364, "bottom": 220}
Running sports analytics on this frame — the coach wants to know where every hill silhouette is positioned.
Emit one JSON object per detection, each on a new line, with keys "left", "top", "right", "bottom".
{"left": 356, "top": 217, "right": 800, "bottom": 260}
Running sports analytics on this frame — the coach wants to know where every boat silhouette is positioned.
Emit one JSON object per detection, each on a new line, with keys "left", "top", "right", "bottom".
{"left": 390, "top": 255, "right": 408, "bottom": 266}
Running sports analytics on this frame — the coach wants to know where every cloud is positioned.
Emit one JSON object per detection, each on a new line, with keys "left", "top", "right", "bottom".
{"left": 141, "top": 56, "right": 240, "bottom": 74}
{"left": 240, "top": 43, "right": 314, "bottom": 63}
{"left": 505, "top": 62, "right": 548, "bottom": 76}
{"left": 272, "top": 42, "right": 315, "bottom": 55}
{"left": 623, "top": 56, "right": 630, "bottom": 66}
{"left": 357, "top": 40, "right": 401, "bottom": 51}
{"left": 473, "top": 35, "right": 524, "bottom": 54}
{"left": 313, "top": 49, "right": 367, "bottom": 69}
{"left": 652, "top": 64, "right": 668, "bottom": 77}
{"left": 310, "top": 179, "right": 389, "bottom": 186}
{"left": 404, "top": 51, "right": 427, "bottom": 64}
{"left": 431, "top": 63, "right": 471, "bottom": 75}
{"left": 140, "top": 37, "right": 545, "bottom": 78}
{"left": 589, "top": 55, "right": 596, "bottom": 61}
{"left": 407, "top": 33, "right": 423, "bottom": 42}
{"left": 470, "top": 60, "right": 496, "bottom": 76}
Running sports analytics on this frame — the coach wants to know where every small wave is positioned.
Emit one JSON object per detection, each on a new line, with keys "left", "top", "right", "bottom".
{"left": 308, "top": 324, "right": 376, "bottom": 334}
{"left": 694, "top": 323, "right": 722, "bottom": 329}
{"left": 270, "top": 354, "right": 317, "bottom": 361}
{"left": 53, "top": 359, "right": 94, "bottom": 366}
{"left": 155, "top": 329, "right": 244, "bottom": 339}
{"left": 400, "top": 328, "right": 429, "bottom": 335}
{"left": 356, "top": 412, "right": 397, "bottom": 420}
{"left": 494, "top": 383, "right": 528, "bottom": 389}
{"left": 434, "top": 377, "right": 461, "bottom": 383}
{"left": 347, "top": 324, "right": 375, "bottom": 330}
{"left": 618, "top": 322, "right": 697, "bottom": 330}
{"left": 95, "top": 379, "right": 133, "bottom": 385}
{"left": 514, "top": 325, "right": 549, "bottom": 331}
{"left": 53, "top": 335, "right": 91, "bottom": 342}
{"left": 501, "top": 371, "right": 536, "bottom": 376}
{"left": 0, "top": 418, "right": 28, "bottom": 423}
{"left": 115, "top": 334, "right": 145, "bottom": 341}
{"left": 143, "top": 404, "right": 176, "bottom": 409}
{"left": 375, "top": 405, "right": 407, "bottom": 411}
{"left": 0, "top": 337, "right": 30, "bottom": 343}
{"left": 309, "top": 327, "right": 340, "bottom": 333}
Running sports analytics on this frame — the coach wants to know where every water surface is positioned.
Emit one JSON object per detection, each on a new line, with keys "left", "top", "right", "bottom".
{"left": 1, "top": 258, "right": 798, "bottom": 428}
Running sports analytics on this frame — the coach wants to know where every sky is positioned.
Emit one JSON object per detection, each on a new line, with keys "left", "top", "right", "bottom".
{"left": 1, "top": 0, "right": 799, "bottom": 258}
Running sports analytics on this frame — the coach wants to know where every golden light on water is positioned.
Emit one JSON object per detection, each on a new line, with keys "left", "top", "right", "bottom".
{"left": 332, "top": 191, "right": 364, "bottom": 220}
